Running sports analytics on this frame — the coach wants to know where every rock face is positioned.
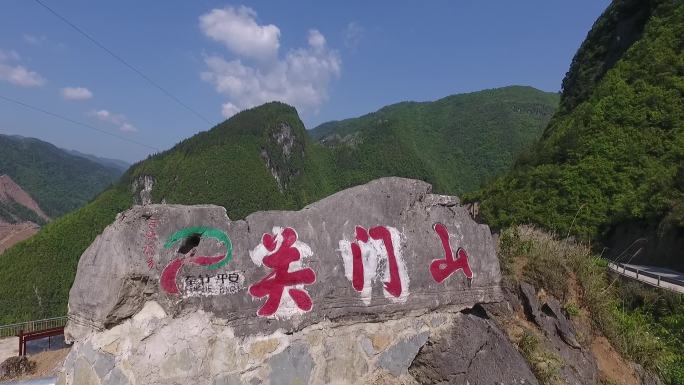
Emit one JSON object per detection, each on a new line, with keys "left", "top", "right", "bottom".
{"left": 61, "top": 178, "right": 527, "bottom": 385}
{"left": 519, "top": 282, "right": 598, "bottom": 385}
{"left": 410, "top": 310, "right": 539, "bottom": 385}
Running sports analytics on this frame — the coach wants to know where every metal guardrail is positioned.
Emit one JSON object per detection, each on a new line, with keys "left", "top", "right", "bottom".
{"left": 608, "top": 263, "right": 684, "bottom": 294}
{"left": 0, "top": 316, "right": 68, "bottom": 338}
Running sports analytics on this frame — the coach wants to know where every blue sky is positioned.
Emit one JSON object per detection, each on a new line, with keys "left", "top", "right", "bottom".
{"left": 0, "top": 1, "right": 610, "bottom": 163}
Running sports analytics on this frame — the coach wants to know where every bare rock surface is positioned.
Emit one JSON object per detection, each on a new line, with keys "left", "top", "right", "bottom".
{"left": 61, "top": 178, "right": 513, "bottom": 385}
{"left": 409, "top": 311, "right": 539, "bottom": 385}
{"left": 518, "top": 281, "right": 598, "bottom": 385}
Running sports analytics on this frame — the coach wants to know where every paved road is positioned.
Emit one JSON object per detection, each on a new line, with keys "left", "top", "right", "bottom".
{"left": 608, "top": 263, "right": 684, "bottom": 294}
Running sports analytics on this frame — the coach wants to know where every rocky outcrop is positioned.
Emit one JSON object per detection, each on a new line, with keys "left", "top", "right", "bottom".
{"left": 59, "top": 178, "right": 531, "bottom": 385}
{"left": 62, "top": 303, "right": 541, "bottom": 385}
{"left": 260, "top": 122, "right": 304, "bottom": 191}
{"left": 518, "top": 282, "right": 598, "bottom": 385}
{"left": 410, "top": 310, "right": 539, "bottom": 385}
{"left": 131, "top": 174, "right": 155, "bottom": 205}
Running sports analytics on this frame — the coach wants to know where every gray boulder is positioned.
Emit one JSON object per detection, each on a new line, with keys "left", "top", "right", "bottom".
{"left": 518, "top": 282, "right": 598, "bottom": 385}
{"left": 67, "top": 177, "right": 502, "bottom": 339}
{"left": 409, "top": 312, "right": 539, "bottom": 385}
{"left": 60, "top": 178, "right": 511, "bottom": 385}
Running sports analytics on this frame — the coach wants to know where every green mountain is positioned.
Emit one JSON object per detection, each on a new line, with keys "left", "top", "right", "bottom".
{"left": 0, "top": 134, "right": 125, "bottom": 219}
{"left": 311, "top": 86, "right": 559, "bottom": 195}
{"left": 0, "top": 87, "right": 557, "bottom": 323}
{"left": 474, "top": 0, "right": 684, "bottom": 269}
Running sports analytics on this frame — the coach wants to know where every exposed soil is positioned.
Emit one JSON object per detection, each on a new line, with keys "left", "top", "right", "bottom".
{"left": 0, "top": 175, "right": 49, "bottom": 221}
{"left": 591, "top": 336, "right": 640, "bottom": 385}
{"left": 9, "top": 348, "right": 70, "bottom": 381}
{"left": 0, "top": 222, "right": 39, "bottom": 253}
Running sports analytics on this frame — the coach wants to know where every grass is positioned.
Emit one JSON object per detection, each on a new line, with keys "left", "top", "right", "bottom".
{"left": 517, "top": 329, "right": 562, "bottom": 385}
{"left": 499, "top": 225, "right": 684, "bottom": 385}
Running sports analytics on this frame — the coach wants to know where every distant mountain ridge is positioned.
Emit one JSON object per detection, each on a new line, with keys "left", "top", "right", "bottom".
{"left": 0, "top": 86, "right": 558, "bottom": 323}
{"left": 0, "top": 134, "right": 126, "bottom": 218}
{"left": 65, "top": 149, "right": 130, "bottom": 172}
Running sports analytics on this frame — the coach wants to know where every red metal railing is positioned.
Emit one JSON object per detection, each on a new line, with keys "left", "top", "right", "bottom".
{"left": 0, "top": 316, "right": 67, "bottom": 338}
{"left": 18, "top": 326, "right": 65, "bottom": 356}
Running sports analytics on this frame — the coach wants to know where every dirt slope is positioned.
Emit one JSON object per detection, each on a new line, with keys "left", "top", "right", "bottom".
{"left": 0, "top": 175, "right": 49, "bottom": 221}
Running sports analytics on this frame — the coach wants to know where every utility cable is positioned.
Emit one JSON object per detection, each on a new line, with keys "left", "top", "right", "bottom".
{"left": 0, "top": 94, "right": 160, "bottom": 151}
{"left": 33, "top": 0, "right": 213, "bottom": 126}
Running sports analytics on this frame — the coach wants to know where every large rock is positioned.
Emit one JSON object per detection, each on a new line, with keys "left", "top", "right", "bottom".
{"left": 62, "top": 178, "right": 505, "bottom": 384}
{"left": 409, "top": 312, "right": 539, "bottom": 385}
{"left": 518, "top": 282, "right": 598, "bottom": 385}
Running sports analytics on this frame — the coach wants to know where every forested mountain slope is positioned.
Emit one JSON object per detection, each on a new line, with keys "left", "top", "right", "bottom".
{"left": 475, "top": 0, "right": 684, "bottom": 269}
{"left": 311, "top": 86, "right": 559, "bottom": 194}
{"left": 0, "top": 134, "right": 125, "bottom": 218}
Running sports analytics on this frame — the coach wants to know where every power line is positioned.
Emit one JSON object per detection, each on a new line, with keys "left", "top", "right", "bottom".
{"left": 0, "top": 94, "right": 160, "bottom": 152}
{"left": 33, "top": 0, "right": 213, "bottom": 126}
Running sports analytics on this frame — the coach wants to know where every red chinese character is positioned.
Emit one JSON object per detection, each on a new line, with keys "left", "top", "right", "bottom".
{"left": 350, "top": 226, "right": 402, "bottom": 297}
{"left": 142, "top": 244, "right": 156, "bottom": 257}
{"left": 430, "top": 223, "right": 473, "bottom": 283}
{"left": 249, "top": 227, "right": 316, "bottom": 317}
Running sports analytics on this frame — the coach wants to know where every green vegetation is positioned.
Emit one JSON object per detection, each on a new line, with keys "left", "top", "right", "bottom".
{"left": 0, "top": 200, "right": 46, "bottom": 226}
{"left": 474, "top": 0, "right": 684, "bottom": 269}
{"left": 500, "top": 226, "right": 684, "bottom": 385}
{"left": 312, "top": 86, "right": 559, "bottom": 195}
{"left": 0, "top": 134, "right": 125, "bottom": 218}
{"left": 517, "top": 329, "right": 562, "bottom": 385}
{"left": 0, "top": 88, "right": 557, "bottom": 324}
{"left": 0, "top": 186, "right": 132, "bottom": 322}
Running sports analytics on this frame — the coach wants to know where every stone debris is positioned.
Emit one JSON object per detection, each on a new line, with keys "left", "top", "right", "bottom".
{"left": 0, "top": 356, "right": 37, "bottom": 380}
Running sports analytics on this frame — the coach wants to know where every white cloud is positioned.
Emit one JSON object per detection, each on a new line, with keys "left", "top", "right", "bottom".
{"left": 23, "top": 34, "right": 46, "bottom": 46}
{"left": 119, "top": 123, "right": 138, "bottom": 133}
{"left": 0, "top": 49, "right": 45, "bottom": 87}
{"left": 61, "top": 87, "right": 93, "bottom": 100}
{"left": 308, "top": 29, "right": 326, "bottom": 50}
{"left": 221, "top": 102, "right": 240, "bottom": 119}
{"left": 343, "top": 22, "right": 363, "bottom": 50}
{"left": 0, "top": 50, "right": 20, "bottom": 62}
{"left": 89, "top": 109, "right": 138, "bottom": 133}
{"left": 199, "top": 5, "right": 280, "bottom": 61}
{"left": 91, "top": 109, "right": 118, "bottom": 123}
{"left": 199, "top": 6, "right": 341, "bottom": 119}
